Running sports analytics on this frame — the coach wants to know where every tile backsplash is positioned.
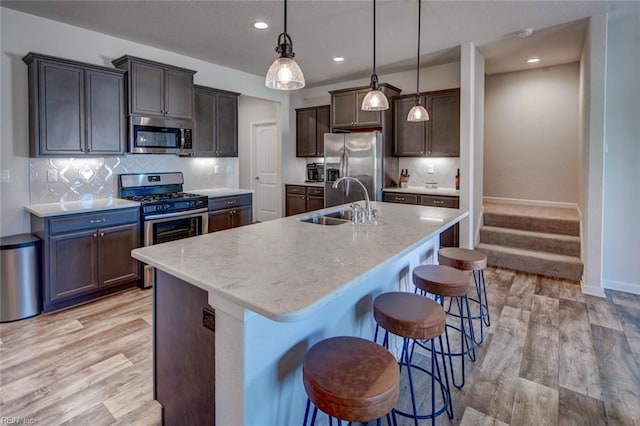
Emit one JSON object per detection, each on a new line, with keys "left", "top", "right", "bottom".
{"left": 29, "top": 155, "right": 238, "bottom": 204}
{"left": 398, "top": 157, "right": 460, "bottom": 189}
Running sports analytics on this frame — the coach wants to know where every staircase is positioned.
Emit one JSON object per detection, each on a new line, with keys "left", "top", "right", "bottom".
{"left": 477, "top": 202, "right": 583, "bottom": 282}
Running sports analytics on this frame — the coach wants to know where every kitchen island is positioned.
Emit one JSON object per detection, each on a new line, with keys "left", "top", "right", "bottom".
{"left": 131, "top": 201, "right": 468, "bottom": 425}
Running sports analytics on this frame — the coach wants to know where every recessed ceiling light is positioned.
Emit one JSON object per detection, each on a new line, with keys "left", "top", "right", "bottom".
{"left": 527, "top": 57, "right": 541, "bottom": 64}
{"left": 332, "top": 56, "right": 345, "bottom": 62}
{"left": 252, "top": 21, "right": 269, "bottom": 30}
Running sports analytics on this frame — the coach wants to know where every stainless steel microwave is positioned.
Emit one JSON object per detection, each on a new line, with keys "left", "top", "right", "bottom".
{"left": 129, "top": 116, "right": 193, "bottom": 155}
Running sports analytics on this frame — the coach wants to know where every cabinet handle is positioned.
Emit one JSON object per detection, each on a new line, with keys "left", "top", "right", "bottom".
{"left": 433, "top": 200, "right": 444, "bottom": 205}
{"left": 90, "top": 218, "right": 106, "bottom": 224}
{"left": 226, "top": 200, "right": 236, "bottom": 205}
{"left": 100, "top": 232, "right": 105, "bottom": 237}
{"left": 87, "top": 148, "right": 91, "bottom": 152}
{"left": 93, "top": 233, "right": 97, "bottom": 238}
{"left": 397, "top": 197, "right": 405, "bottom": 201}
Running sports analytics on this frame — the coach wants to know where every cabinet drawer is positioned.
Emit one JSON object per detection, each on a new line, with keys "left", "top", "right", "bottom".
{"left": 383, "top": 193, "right": 418, "bottom": 204}
{"left": 307, "top": 187, "right": 324, "bottom": 197}
{"left": 49, "top": 208, "right": 139, "bottom": 234}
{"left": 285, "top": 185, "right": 306, "bottom": 195}
{"left": 208, "top": 194, "right": 252, "bottom": 211}
{"left": 419, "top": 195, "right": 459, "bottom": 208}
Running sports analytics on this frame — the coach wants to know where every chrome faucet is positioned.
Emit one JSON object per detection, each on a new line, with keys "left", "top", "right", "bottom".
{"left": 332, "top": 176, "right": 377, "bottom": 222}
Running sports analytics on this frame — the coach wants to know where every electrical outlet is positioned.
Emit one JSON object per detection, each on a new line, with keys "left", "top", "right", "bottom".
{"left": 0, "top": 170, "right": 9, "bottom": 183}
{"left": 47, "top": 169, "right": 58, "bottom": 183}
{"left": 428, "top": 164, "right": 435, "bottom": 174}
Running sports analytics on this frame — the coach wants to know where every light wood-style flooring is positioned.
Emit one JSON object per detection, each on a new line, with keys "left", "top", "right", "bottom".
{"left": 1, "top": 268, "right": 639, "bottom": 425}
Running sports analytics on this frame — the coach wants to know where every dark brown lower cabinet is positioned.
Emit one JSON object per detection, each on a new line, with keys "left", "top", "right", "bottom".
{"left": 208, "top": 194, "right": 252, "bottom": 233}
{"left": 384, "top": 191, "right": 460, "bottom": 247}
{"left": 154, "top": 270, "right": 215, "bottom": 425}
{"left": 285, "top": 185, "right": 325, "bottom": 216}
{"left": 31, "top": 208, "right": 141, "bottom": 313}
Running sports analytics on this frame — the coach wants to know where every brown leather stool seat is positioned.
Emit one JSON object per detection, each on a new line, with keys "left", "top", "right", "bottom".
{"left": 373, "top": 292, "right": 452, "bottom": 423}
{"left": 438, "top": 247, "right": 491, "bottom": 346}
{"left": 412, "top": 264, "right": 476, "bottom": 390}
{"left": 302, "top": 336, "right": 399, "bottom": 424}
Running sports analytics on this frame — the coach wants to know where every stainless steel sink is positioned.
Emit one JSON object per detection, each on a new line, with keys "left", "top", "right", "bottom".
{"left": 298, "top": 215, "right": 349, "bottom": 225}
{"left": 322, "top": 210, "right": 354, "bottom": 221}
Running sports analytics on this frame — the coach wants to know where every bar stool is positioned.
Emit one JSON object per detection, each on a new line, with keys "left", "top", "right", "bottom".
{"left": 438, "top": 247, "right": 490, "bottom": 346}
{"left": 373, "top": 292, "right": 452, "bottom": 425}
{"left": 412, "top": 264, "right": 475, "bottom": 390}
{"left": 302, "top": 336, "right": 399, "bottom": 425}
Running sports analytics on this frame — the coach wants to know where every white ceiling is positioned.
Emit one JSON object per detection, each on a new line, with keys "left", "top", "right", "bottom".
{"left": 2, "top": 1, "right": 639, "bottom": 86}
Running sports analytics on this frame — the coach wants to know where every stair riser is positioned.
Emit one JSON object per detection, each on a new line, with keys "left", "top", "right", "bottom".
{"left": 484, "top": 213, "right": 579, "bottom": 236}
{"left": 480, "top": 228, "right": 580, "bottom": 256}
{"left": 483, "top": 248, "right": 583, "bottom": 282}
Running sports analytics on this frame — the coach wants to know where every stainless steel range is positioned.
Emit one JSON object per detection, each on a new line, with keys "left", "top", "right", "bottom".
{"left": 119, "top": 172, "right": 209, "bottom": 288}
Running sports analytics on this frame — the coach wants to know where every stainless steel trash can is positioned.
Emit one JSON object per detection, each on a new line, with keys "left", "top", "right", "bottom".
{"left": 1, "top": 234, "right": 41, "bottom": 322}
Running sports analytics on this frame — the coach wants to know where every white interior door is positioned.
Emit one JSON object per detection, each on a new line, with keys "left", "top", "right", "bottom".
{"left": 251, "top": 122, "right": 280, "bottom": 222}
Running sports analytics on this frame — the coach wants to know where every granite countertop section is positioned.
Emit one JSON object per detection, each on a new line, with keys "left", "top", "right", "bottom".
{"left": 131, "top": 202, "right": 468, "bottom": 322}
{"left": 383, "top": 186, "right": 460, "bottom": 197}
{"left": 26, "top": 198, "right": 140, "bottom": 218}
{"left": 285, "top": 181, "right": 325, "bottom": 188}
{"left": 191, "top": 188, "right": 254, "bottom": 198}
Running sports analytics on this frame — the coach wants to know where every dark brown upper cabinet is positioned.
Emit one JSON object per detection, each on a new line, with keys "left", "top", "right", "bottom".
{"left": 392, "top": 88, "right": 460, "bottom": 157}
{"left": 112, "top": 55, "right": 196, "bottom": 120}
{"left": 193, "top": 85, "right": 240, "bottom": 157}
{"left": 296, "top": 105, "right": 330, "bottom": 157}
{"left": 23, "top": 53, "right": 126, "bottom": 157}
{"left": 329, "top": 84, "right": 401, "bottom": 130}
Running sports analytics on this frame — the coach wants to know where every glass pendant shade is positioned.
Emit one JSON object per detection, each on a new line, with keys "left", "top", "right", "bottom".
{"left": 407, "top": 103, "right": 429, "bottom": 121}
{"left": 361, "top": 87, "right": 389, "bottom": 111}
{"left": 265, "top": 57, "right": 305, "bottom": 90}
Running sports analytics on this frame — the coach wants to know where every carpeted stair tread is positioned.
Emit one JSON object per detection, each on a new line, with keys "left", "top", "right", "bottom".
{"left": 483, "top": 211, "right": 579, "bottom": 236}
{"left": 477, "top": 243, "right": 583, "bottom": 282}
{"left": 480, "top": 225, "right": 580, "bottom": 256}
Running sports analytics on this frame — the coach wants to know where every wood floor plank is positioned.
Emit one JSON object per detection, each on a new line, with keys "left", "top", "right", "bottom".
{"left": 591, "top": 324, "right": 640, "bottom": 396}
{"left": 111, "top": 399, "right": 162, "bottom": 426}
{"left": 519, "top": 295, "right": 559, "bottom": 388}
{"left": 603, "top": 386, "right": 640, "bottom": 426}
{"left": 510, "top": 378, "right": 558, "bottom": 425}
{"left": 558, "top": 281, "right": 585, "bottom": 303}
{"left": 505, "top": 273, "right": 537, "bottom": 311}
{"left": 613, "top": 303, "right": 640, "bottom": 365}
{"left": 558, "top": 299, "right": 603, "bottom": 400}
{"left": 459, "top": 406, "right": 509, "bottom": 426}
{"left": 58, "top": 403, "right": 116, "bottom": 425}
{"left": 606, "top": 289, "right": 640, "bottom": 309}
{"left": 558, "top": 386, "right": 607, "bottom": 426}
{"left": 586, "top": 295, "right": 624, "bottom": 331}
{"left": 103, "top": 360, "right": 154, "bottom": 420}
{"left": 465, "top": 306, "right": 530, "bottom": 424}
{"left": 534, "top": 277, "right": 560, "bottom": 299}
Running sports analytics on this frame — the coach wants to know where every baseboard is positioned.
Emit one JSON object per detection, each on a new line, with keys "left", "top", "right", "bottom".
{"left": 581, "top": 280, "right": 606, "bottom": 298}
{"left": 483, "top": 196, "right": 578, "bottom": 210}
{"left": 603, "top": 279, "right": 640, "bottom": 295}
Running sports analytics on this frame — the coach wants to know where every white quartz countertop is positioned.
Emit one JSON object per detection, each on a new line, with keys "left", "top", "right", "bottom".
{"left": 383, "top": 186, "right": 460, "bottom": 197}
{"left": 285, "top": 181, "right": 325, "bottom": 188}
{"left": 25, "top": 198, "right": 140, "bottom": 218}
{"left": 131, "top": 202, "right": 467, "bottom": 322}
{"left": 190, "top": 188, "right": 253, "bottom": 198}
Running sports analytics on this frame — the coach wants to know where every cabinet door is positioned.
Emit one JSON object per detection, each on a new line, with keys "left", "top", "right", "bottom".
{"left": 440, "top": 224, "right": 459, "bottom": 248}
{"left": 306, "top": 195, "right": 324, "bottom": 212}
{"left": 194, "top": 88, "right": 216, "bottom": 156}
{"left": 49, "top": 229, "right": 99, "bottom": 302}
{"left": 38, "top": 61, "right": 85, "bottom": 155}
{"left": 164, "top": 69, "right": 194, "bottom": 119}
{"left": 208, "top": 209, "right": 233, "bottom": 233}
{"left": 296, "top": 108, "right": 317, "bottom": 157}
{"left": 231, "top": 206, "right": 252, "bottom": 228}
{"left": 393, "top": 96, "right": 427, "bottom": 156}
{"left": 316, "top": 106, "right": 330, "bottom": 156}
{"left": 130, "top": 61, "right": 164, "bottom": 116}
{"left": 354, "top": 88, "right": 382, "bottom": 127}
{"left": 383, "top": 192, "right": 418, "bottom": 204}
{"left": 98, "top": 223, "right": 140, "bottom": 288}
{"left": 286, "top": 193, "right": 307, "bottom": 216}
{"left": 216, "top": 92, "right": 238, "bottom": 156}
{"left": 428, "top": 89, "right": 460, "bottom": 157}
{"left": 85, "top": 69, "right": 125, "bottom": 154}
{"left": 332, "top": 91, "right": 355, "bottom": 128}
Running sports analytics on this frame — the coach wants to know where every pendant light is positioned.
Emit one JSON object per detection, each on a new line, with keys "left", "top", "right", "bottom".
{"left": 407, "top": 0, "right": 429, "bottom": 122}
{"left": 361, "top": 0, "right": 389, "bottom": 111}
{"left": 265, "top": 0, "right": 305, "bottom": 90}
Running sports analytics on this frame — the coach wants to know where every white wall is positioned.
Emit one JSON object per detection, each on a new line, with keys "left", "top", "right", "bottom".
{"left": 0, "top": 8, "right": 288, "bottom": 236}
{"left": 602, "top": 12, "right": 640, "bottom": 293}
{"left": 484, "top": 63, "right": 580, "bottom": 204}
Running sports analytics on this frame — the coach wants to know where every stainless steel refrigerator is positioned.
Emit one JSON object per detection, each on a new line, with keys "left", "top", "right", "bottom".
{"left": 324, "top": 131, "right": 383, "bottom": 208}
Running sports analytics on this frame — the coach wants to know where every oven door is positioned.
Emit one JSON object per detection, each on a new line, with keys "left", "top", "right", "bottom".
{"left": 142, "top": 209, "right": 209, "bottom": 287}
